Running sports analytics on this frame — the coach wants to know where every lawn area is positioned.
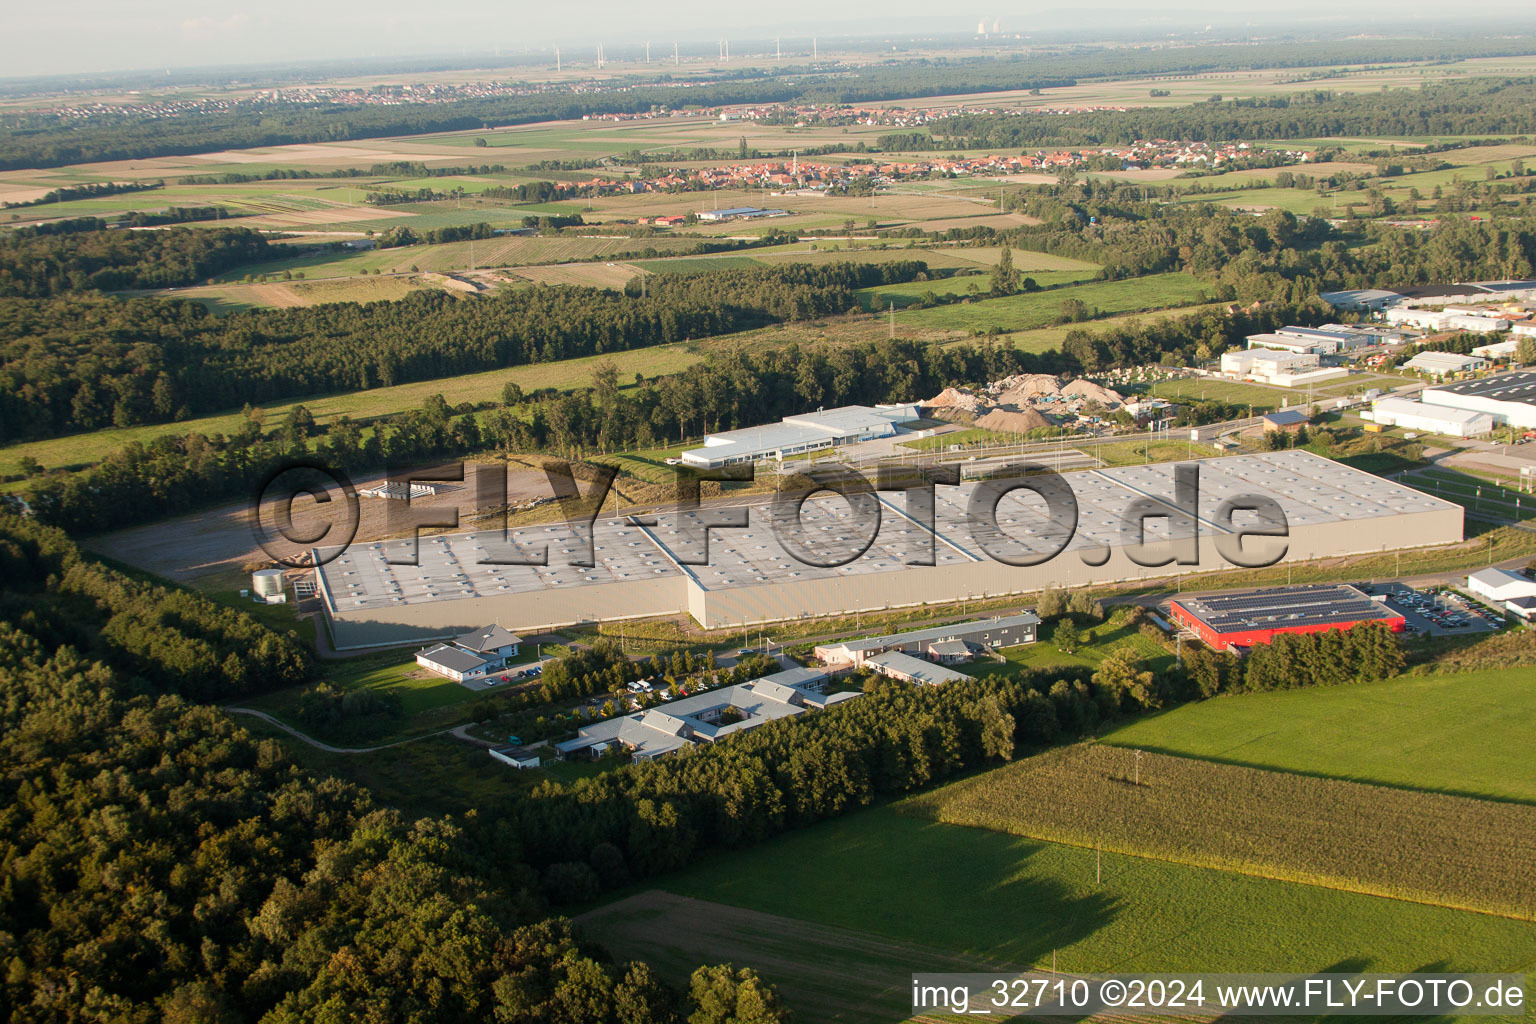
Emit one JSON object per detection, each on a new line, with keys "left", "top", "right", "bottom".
{"left": 969, "top": 612, "right": 1174, "bottom": 678}
{"left": 1149, "top": 376, "right": 1303, "bottom": 411}
{"left": 854, "top": 267, "right": 1100, "bottom": 311}
{"left": 897, "top": 273, "right": 1211, "bottom": 333}
{"left": 639, "top": 804, "right": 1536, "bottom": 977}
{"left": 320, "top": 653, "right": 480, "bottom": 716}
{"left": 1408, "top": 467, "right": 1536, "bottom": 524}
{"left": 1102, "top": 667, "right": 1536, "bottom": 804}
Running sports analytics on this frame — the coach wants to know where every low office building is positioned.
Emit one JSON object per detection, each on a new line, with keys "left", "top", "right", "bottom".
{"left": 1368, "top": 397, "right": 1494, "bottom": 437}
{"left": 416, "top": 624, "right": 522, "bottom": 682}
{"left": 1170, "top": 585, "right": 1405, "bottom": 651}
{"left": 1421, "top": 372, "right": 1536, "bottom": 428}
{"left": 554, "top": 666, "right": 855, "bottom": 763}
{"left": 680, "top": 404, "right": 919, "bottom": 469}
{"left": 864, "top": 649, "right": 972, "bottom": 685}
{"left": 1403, "top": 351, "right": 1488, "bottom": 377}
{"left": 814, "top": 613, "right": 1040, "bottom": 667}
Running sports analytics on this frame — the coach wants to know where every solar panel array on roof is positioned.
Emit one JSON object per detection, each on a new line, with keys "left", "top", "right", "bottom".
{"left": 1174, "top": 584, "right": 1397, "bottom": 633}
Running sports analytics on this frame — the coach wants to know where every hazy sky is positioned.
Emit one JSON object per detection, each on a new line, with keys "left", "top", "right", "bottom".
{"left": 9, "top": 0, "right": 1534, "bottom": 80}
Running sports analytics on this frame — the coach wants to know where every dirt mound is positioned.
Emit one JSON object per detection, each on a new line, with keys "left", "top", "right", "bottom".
{"left": 922, "top": 386, "right": 988, "bottom": 417}
{"left": 1060, "top": 379, "right": 1125, "bottom": 407}
{"left": 993, "top": 373, "right": 1063, "bottom": 405}
{"left": 976, "top": 407, "right": 1051, "bottom": 433}
{"left": 927, "top": 405, "right": 978, "bottom": 425}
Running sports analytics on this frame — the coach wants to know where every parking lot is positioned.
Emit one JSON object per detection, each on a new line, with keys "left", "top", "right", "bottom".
{"left": 1360, "top": 582, "right": 1503, "bottom": 637}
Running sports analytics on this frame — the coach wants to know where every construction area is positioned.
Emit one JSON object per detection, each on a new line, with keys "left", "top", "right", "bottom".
{"left": 313, "top": 451, "right": 1464, "bottom": 649}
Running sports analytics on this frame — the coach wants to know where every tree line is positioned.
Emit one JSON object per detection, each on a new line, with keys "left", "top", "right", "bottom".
{"left": 18, "top": 300, "right": 1298, "bottom": 535}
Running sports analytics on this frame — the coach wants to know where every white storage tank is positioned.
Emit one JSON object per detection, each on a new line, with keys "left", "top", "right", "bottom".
{"left": 252, "top": 568, "right": 284, "bottom": 599}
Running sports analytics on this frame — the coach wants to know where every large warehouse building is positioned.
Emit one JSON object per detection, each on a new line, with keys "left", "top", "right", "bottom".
{"left": 1170, "top": 584, "right": 1406, "bottom": 650}
{"left": 313, "top": 450, "right": 1463, "bottom": 649}
{"left": 1420, "top": 372, "right": 1536, "bottom": 429}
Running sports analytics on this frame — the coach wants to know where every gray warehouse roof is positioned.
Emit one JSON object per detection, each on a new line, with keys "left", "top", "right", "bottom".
{"left": 318, "top": 451, "right": 1460, "bottom": 622}
{"left": 1425, "top": 371, "right": 1536, "bottom": 406}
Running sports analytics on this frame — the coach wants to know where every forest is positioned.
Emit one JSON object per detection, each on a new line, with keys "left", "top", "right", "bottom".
{"left": 0, "top": 256, "right": 926, "bottom": 441}
{"left": 19, "top": 301, "right": 1312, "bottom": 534}
{"left": 0, "top": 220, "right": 273, "bottom": 297}
{"left": 0, "top": 511, "right": 793, "bottom": 1023}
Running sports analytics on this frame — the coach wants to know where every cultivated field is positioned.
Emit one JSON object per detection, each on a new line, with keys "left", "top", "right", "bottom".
{"left": 898, "top": 273, "right": 1212, "bottom": 333}
{"left": 623, "top": 806, "right": 1536, "bottom": 981}
{"left": 1103, "top": 667, "right": 1536, "bottom": 803}
{"left": 580, "top": 890, "right": 994, "bottom": 1024}
{"left": 903, "top": 743, "right": 1536, "bottom": 917}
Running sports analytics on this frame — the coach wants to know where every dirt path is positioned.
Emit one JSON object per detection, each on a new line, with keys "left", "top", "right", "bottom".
{"left": 224, "top": 706, "right": 462, "bottom": 754}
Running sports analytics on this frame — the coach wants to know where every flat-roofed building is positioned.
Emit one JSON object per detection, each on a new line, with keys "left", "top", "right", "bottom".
{"left": 314, "top": 451, "right": 1465, "bottom": 649}
{"left": 1368, "top": 397, "right": 1494, "bottom": 437}
{"left": 1170, "top": 584, "right": 1405, "bottom": 651}
{"left": 1421, "top": 371, "right": 1536, "bottom": 428}
{"left": 814, "top": 613, "right": 1040, "bottom": 668}
{"left": 1403, "top": 351, "right": 1488, "bottom": 377}
{"left": 680, "top": 404, "right": 918, "bottom": 469}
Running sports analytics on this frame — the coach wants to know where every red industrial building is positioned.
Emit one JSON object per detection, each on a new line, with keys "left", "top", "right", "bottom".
{"left": 1169, "top": 584, "right": 1405, "bottom": 651}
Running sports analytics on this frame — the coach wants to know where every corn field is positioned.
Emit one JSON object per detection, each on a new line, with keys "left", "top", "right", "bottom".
{"left": 904, "top": 743, "right": 1536, "bottom": 919}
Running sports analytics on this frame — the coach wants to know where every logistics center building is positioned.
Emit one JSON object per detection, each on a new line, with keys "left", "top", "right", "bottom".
{"left": 313, "top": 450, "right": 1463, "bottom": 649}
{"left": 1169, "top": 584, "right": 1406, "bottom": 651}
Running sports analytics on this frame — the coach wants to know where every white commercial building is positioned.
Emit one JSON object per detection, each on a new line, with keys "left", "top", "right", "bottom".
{"left": 680, "top": 404, "right": 919, "bottom": 469}
{"left": 1386, "top": 307, "right": 1454, "bottom": 330}
{"left": 1467, "top": 567, "right": 1536, "bottom": 603}
{"left": 1472, "top": 339, "right": 1519, "bottom": 361}
{"left": 1222, "top": 348, "right": 1345, "bottom": 386}
{"left": 1446, "top": 314, "right": 1511, "bottom": 333}
{"left": 1420, "top": 371, "right": 1536, "bottom": 429}
{"left": 1403, "top": 351, "right": 1487, "bottom": 377}
{"left": 1247, "top": 332, "right": 1335, "bottom": 355}
{"left": 1368, "top": 397, "right": 1494, "bottom": 437}
{"left": 415, "top": 624, "right": 522, "bottom": 682}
